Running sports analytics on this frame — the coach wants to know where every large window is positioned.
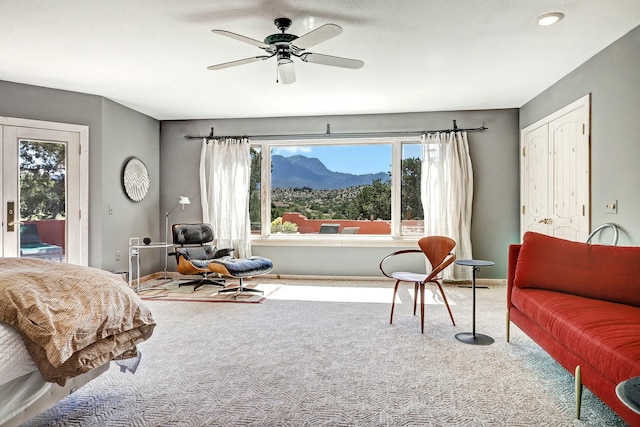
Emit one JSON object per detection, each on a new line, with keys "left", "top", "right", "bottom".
{"left": 249, "top": 139, "right": 424, "bottom": 239}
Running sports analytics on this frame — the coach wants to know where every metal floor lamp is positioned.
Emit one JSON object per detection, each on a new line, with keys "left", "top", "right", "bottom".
{"left": 164, "top": 195, "right": 191, "bottom": 279}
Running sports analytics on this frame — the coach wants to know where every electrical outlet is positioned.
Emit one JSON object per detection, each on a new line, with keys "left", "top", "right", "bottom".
{"left": 116, "top": 250, "right": 121, "bottom": 261}
{"left": 604, "top": 200, "right": 618, "bottom": 214}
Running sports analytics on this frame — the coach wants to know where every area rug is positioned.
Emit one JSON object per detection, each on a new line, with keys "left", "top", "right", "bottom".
{"left": 138, "top": 279, "right": 281, "bottom": 303}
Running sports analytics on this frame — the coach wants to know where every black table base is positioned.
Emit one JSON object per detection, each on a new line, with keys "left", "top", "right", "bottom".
{"left": 454, "top": 259, "right": 495, "bottom": 346}
{"left": 455, "top": 332, "right": 495, "bottom": 346}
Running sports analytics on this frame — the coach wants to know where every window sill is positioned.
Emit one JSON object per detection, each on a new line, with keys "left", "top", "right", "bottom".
{"left": 251, "top": 235, "right": 420, "bottom": 248}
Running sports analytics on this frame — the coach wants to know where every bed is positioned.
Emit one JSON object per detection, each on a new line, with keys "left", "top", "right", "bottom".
{"left": 0, "top": 258, "right": 155, "bottom": 426}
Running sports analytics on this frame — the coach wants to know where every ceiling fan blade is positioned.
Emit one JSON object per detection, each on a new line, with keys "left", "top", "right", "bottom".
{"left": 299, "top": 52, "right": 364, "bottom": 69}
{"left": 291, "top": 24, "right": 342, "bottom": 50}
{"left": 207, "top": 55, "right": 271, "bottom": 71}
{"left": 211, "top": 29, "right": 270, "bottom": 49}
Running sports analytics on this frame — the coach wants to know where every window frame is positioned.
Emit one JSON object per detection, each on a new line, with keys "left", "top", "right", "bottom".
{"left": 251, "top": 137, "right": 422, "bottom": 247}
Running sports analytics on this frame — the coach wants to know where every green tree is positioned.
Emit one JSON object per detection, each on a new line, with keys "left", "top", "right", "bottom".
{"left": 347, "top": 179, "right": 391, "bottom": 220}
{"left": 271, "top": 202, "right": 285, "bottom": 220}
{"left": 19, "top": 141, "right": 66, "bottom": 220}
{"left": 401, "top": 157, "right": 423, "bottom": 219}
{"left": 249, "top": 148, "right": 261, "bottom": 230}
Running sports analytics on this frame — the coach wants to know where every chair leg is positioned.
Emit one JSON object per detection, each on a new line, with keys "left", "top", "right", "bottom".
{"left": 419, "top": 283, "right": 425, "bottom": 334}
{"left": 413, "top": 282, "right": 418, "bottom": 315}
{"left": 390, "top": 280, "right": 401, "bottom": 324}
{"left": 178, "top": 274, "right": 225, "bottom": 291}
{"left": 217, "top": 277, "right": 264, "bottom": 299}
{"left": 435, "top": 282, "right": 456, "bottom": 326}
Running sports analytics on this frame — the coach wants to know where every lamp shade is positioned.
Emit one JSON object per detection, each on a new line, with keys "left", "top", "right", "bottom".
{"left": 278, "top": 58, "right": 296, "bottom": 84}
{"left": 178, "top": 196, "right": 191, "bottom": 205}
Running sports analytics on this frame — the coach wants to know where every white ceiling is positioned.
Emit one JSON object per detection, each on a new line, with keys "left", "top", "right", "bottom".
{"left": 2, "top": 1, "right": 639, "bottom": 120}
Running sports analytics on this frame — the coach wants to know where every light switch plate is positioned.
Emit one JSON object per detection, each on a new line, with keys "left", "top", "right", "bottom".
{"left": 604, "top": 200, "right": 618, "bottom": 214}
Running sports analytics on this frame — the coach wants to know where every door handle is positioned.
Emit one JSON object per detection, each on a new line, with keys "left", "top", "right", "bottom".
{"left": 538, "top": 218, "right": 553, "bottom": 225}
{"left": 7, "top": 201, "right": 15, "bottom": 232}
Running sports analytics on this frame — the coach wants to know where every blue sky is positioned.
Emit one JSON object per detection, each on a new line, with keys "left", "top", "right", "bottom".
{"left": 272, "top": 144, "right": 421, "bottom": 175}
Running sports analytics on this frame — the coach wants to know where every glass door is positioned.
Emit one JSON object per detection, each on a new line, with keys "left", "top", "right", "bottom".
{"left": 1, "top": 123, "right": 86, "bottom": 264}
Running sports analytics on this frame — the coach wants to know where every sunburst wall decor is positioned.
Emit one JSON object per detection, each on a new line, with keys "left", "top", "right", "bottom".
{"left": 123, "top": 157, "right": 150, "bottom": 202}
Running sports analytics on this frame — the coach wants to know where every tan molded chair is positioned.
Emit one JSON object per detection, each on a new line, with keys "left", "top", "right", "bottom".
{"left": 379, "top": 236, "right": 456, "bottom": 334}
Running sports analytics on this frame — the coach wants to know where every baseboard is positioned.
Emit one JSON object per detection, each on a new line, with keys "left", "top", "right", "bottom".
{"left": 137, "top": 272, "right": 506, "bottom": 287}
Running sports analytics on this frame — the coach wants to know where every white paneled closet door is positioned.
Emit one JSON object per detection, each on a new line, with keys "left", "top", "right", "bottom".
{"left": 520, "top": 94, "right": 590, "bottom": 241}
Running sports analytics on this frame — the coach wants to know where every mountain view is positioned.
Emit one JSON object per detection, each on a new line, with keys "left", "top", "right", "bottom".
{"left": 271, "top": 154, "right": 389, "bottom": 189}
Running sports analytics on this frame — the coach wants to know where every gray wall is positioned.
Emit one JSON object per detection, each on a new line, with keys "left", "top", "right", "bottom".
{"left": 520, "top": 25, "right": 640, "bottom": 246}
{"left": 161, "top": 109, "right": 520, "bottom": 279}
{"left": 0, "top": 80, "right": 104, "bottom": 266}
{"left": 101, "top": 99, "right": 161, "bottom": 274}
{"left": 10, "top": 23, "right": 637, "bottom": 279}
{"left": 0, "top": 80, "right": 160, "bottom": 272}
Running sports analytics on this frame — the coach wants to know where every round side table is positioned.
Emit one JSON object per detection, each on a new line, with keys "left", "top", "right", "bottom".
{"left": 616, "top": 377, "right": 640, "bottom": 415}
{"left": 454, "top": 259, "right": 495, "bottom": 345}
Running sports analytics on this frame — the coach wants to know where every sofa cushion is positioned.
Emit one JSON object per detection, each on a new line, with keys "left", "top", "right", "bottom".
{"left": 511, "top": 286, "right": 640, "bottom": 383}
{"left": 514, "top": 232, "right": 640, "bottom": 307}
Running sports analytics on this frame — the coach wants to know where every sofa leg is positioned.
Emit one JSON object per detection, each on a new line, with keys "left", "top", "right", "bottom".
{"left": 506, "top": 311, "right": 510, "bottom": 342}
{"left": 575, "top": 365, "right": 582, "bottom": 419}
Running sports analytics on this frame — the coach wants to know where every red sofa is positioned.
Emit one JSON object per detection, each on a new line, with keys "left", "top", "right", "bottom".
{"left": 507, "top": 232, "right": 640, "bottom": 425}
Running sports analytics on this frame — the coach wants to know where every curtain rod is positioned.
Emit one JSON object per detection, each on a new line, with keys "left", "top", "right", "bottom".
{"left": 184, "top": 120, "right": 488, "bottom": 142}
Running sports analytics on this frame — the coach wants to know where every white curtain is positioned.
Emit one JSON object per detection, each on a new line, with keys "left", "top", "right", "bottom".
{"left": 200, "top": 137, "right": 252, "bottom": 259}
{"left": 420, "top": 131, "right": 473, "bottom": 281}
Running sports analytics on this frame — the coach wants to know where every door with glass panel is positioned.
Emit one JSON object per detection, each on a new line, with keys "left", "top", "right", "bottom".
{"left": 1, "top": 123, "right": 86, "bottom": 264}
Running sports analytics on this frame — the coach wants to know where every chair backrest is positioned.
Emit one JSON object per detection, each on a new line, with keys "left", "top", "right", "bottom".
{"left": 341, "top": 227, "right": 360, "bottom": 234}
{"left": 418, "top": 236, "right": 456, "bottom": 278}
{"left": 172, "top": 223, "right": 214, "bottom": 246}
{"left": 319, "top": 224, "right": 340, "bottom": 234}
{"left": 172, "top": 223, "right": 222, "bottom": 263}
{"left": 20, "top": 223, "right": 42, "bottom": 245}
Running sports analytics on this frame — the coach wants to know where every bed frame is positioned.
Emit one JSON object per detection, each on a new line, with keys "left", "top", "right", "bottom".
{"left": 1, "top": 363, "right": 109, "bottom": 427}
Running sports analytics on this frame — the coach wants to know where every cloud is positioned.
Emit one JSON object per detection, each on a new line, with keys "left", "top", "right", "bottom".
{"left": 272, "top": 146, "right": 313, "bottom": 156}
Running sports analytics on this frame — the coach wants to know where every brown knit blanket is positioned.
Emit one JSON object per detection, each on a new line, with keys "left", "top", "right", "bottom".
{"left": 0, "top": 258, "right": 155, "bottom": 385}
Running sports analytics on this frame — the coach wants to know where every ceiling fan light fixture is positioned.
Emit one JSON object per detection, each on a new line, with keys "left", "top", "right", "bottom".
{"left": 536, "top": 12, "right": 564, "bottom": 26}
{"left": 277, "top": 57, "right": 296, "bottom": 84}
{"left": 208, "top": 17, "right": 363, "bottom": 83}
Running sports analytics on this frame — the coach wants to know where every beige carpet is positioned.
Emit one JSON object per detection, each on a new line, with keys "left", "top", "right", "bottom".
{"left": 138, "top": 278, "right": 281, "bottom": 303}
{"left": 24, "top": 278, "right": 625, "bottom": 426}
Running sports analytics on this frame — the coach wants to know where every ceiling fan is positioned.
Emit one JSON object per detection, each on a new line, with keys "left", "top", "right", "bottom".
{"left": 207, "top": 17, "right": 364, "bottom": 84}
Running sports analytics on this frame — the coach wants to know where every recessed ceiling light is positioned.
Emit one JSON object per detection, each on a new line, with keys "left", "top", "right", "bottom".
{"left": 536, "top": 12, "right": 565, "bottom": 26}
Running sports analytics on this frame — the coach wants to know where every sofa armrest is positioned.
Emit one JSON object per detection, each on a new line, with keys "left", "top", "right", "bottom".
{"left": 507, "top": 244, "right": 522, "bottom": 310}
